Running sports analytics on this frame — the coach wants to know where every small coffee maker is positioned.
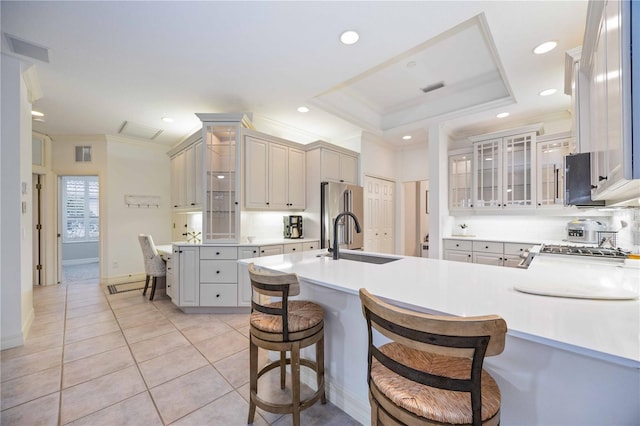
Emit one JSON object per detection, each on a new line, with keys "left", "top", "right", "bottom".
{"left": 284, "top": 215, "right": 303, "bottom": 239}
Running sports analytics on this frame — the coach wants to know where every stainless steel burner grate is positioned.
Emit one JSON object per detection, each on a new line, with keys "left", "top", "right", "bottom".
{"left": 540, "top": 244, "right": 629, "bottom": 259}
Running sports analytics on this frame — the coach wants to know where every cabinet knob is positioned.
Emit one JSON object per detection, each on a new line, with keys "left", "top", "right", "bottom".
{"left": 216, "top": 294, "right": 220, "bottom": 298}
{"left": 190, "top": 203, "right": 195, "bottom": 206}
{"left": 456, "top": 244, "right": 460, "bottom": 247}
{"left": 309, "top": 246, "right": 314, "bottom": 249}
{"left": 485, "top": 246, "right": 489, "bottom": 249}
{"left": 340, "top": 179, "right": 344, "bottom": 183}
{"left": 261, "top": 250, "right": 265, "bottom": 253}
{"left": 292, "top": 248, "right": 296, "bottom": 251}
{"left": 537, "top": 203, "right": 541, "bottom": 206}
{"left": 167, "top": 285, "right": 171, "bottom": 287}
{"left": 266, "top": 202, "right": 270, "bottom": 205}
{"left": 216, "top": 270, "right": 221, "bottom": 274}
{"left": 470, "top": 204, "right": 474, "bottom": 207}
{"left": 467, "top": 254, "right": 471, "bottom": 258}
{"left": 235, "top": 201, "right": 238, "bottom": 205}
{"left": 167, "top": 267, "right": 172, "bottom": 270}
{"left": 253, "top": 250, "right": 257, "bottom": 254}
{"left": 216, "top": 251, "right": 220, "bottom": 255}
{"left": 598, "top": 175, "right": 608, "bottom": 181}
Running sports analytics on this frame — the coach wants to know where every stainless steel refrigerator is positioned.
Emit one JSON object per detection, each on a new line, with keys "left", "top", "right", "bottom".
{"left": 320, "top": 181, "right": 364, "bottom": 250}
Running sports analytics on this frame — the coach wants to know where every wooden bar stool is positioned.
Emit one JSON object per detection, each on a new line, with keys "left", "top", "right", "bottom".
{"left": 359, "top": 288, "right": 507, "bottom": 426}
{"left": 247, "top": 263, "right": 326, "bottom": 426}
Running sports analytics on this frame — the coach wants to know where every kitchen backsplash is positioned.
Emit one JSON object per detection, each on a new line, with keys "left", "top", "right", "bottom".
{"left": 240, "top": 211, "right": 313, "bottom": 240}
{"left": 452, "top": 209, "right": 639, "bottom": 250}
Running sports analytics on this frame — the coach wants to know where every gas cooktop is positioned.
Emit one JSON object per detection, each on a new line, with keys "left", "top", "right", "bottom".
{"left": 539, "top": 244, "right": 629, "bottom": 259}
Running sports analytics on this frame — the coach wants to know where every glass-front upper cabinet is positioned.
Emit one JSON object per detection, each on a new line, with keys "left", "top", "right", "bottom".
{"left": 449, "top": 152, "right": 473, "bottom": 210}
{"left": 196, "top": 113, "right": 252, "bottom": 243}
{"left": 473, "top": 139, "right": 502, "bottom": 208}
{"left": 503, "top": 133, "right": 535, "bottom": 208}
{"left": 536, "top": 136, "right": 572, "bottom": 207}
{"left": 472, "top": 131, "right": 536, "bottom": 209}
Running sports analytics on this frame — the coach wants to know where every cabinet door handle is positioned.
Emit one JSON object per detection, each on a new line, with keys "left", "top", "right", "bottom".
{"left": 591, "top": 185, "right": 598, "bottom": 189}
{"left": 599, "top": 175, "right": 608, "bottom": 181}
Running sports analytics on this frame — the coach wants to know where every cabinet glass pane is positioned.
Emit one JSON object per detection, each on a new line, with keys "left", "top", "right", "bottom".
{"left": 449, "top": 154, "right": 472, "bottom": 208}
{"left": 537, "top": 139, "right": 571, "bottom": 206}
{"left": 474, "top": 140, "right": 501, "bottom": 207}
{"left": 504, "top": 134, "right": 533, "bottom": 207}
{"left": 204, "top": 124, "right": 237, "bottom": 241}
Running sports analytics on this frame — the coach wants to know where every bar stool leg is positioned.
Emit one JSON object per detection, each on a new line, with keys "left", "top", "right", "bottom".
{"left": 248, "top": 336, "right": 258, "bottom": 424}
{"left": 291, "top": 342, "right": 301, "bottom": 426}
{"left": 316, "top": 334, "right": 326, "bottom": 404}
{"left": 280, "top": 351, "right": 287, "bottom": 389}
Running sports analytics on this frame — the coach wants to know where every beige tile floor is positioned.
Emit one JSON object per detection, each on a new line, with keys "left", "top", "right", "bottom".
{"left": 0, "top": 280, "right": 361, "bottom": 426}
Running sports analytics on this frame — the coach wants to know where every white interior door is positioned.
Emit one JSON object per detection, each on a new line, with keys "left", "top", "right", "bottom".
{"left": 364, "top": 176, "right": 395, "bottom": 254}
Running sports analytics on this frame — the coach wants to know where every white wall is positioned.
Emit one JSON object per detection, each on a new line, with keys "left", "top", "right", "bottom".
{"left": 105, "top": 136, "right": 171, "bottom": 282}
{"left": 1, "top": 55, "right": 34, "bottom": 349}
{"left": 360, "top": 132, "right": 395, "bottom": 181}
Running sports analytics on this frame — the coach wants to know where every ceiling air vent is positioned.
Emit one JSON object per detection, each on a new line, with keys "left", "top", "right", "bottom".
{"left": 4, "top": 33, "right": 50, "bottom": 63}
{"left": 118, "top": 121, "right": 163, "bottom": 140}
{"left": 420, "top": 81, "right": 445, "bottom": 94}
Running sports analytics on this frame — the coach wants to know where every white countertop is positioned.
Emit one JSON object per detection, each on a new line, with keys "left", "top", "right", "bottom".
{"left": 243, "top": 249, "right": 640, "bottom": 367}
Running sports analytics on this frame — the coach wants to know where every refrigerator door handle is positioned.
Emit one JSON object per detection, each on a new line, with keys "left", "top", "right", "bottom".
{"left": 343, "top": 189, "right": 353, "bottom": 244}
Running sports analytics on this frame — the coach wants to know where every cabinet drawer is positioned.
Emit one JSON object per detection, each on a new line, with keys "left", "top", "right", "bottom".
{"left": 283, "top": 243, "right": 303, "bottom": 254}
{"left": 200, "top": 260, "right": 238, "bottom": 283}
{"left": 200, "top": 246, "right": 238, "bottom": 260}
{"left": 504, "top": 242, "right": 535, "bottom": 256}
{"left": 200, "top": 284, "right": 238, "bottom": 306}
{"left": 259, "top": 245, "right": 284, "bottom": 256}
{"left": 443, "top": 239, "right": 473, "bottom": 251}
{"left": 473, "top": 241, "right": 504, "bottom": 254}
{"left": 302, "top": 241, "right": 319, "bottom": 251}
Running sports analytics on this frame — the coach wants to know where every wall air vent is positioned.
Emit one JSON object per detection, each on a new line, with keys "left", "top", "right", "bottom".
{"left": 420, "top": 81, "right": 445, "bottom": 93}
{"left": 118, "top": 121, "right": 163, "bottom": 140}
{"left": 4, "top": 33, "right": 50, "bottom": 63}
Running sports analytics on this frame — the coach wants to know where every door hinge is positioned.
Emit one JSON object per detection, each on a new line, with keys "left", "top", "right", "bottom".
{"left": 36, "top": 224, "right": 42, "bottom": 230}
{"left": 35, "top": 183, "right": 42, "bottom": 190}
{"left": 36, "top": 264, "right": 42, "bottom": 270}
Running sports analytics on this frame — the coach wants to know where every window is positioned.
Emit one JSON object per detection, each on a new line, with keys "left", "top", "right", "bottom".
{"left": 62, "top": 176, "right": 99, "bottom": 243}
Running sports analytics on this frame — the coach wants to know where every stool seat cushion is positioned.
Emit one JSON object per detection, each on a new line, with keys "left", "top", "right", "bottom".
{"left": 371, "top": 342, "right": 501, "bottom": 424}
{"left": 251, "top": 300, "right": 323, "bottom": 334}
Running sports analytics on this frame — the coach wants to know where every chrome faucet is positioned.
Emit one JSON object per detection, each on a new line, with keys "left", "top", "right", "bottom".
{"left": 332, "top": 212, "right": 362, "bottom": 260}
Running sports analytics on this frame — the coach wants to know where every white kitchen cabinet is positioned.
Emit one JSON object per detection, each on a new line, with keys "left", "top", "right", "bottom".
{"left": 237, "top": 246, "right": 260, "bottom": 307}
{"left": 448, "top": 151, "right": 473, "bottom": 211}
{"left": 536, "top": 135, "right": 572, "bottom": 207}
{"left": 185, "top": 140, "right": 203, "bottom": 208}
{"left": 283, "top": 242, "right": 303, "bottom": 254}
{"left": 244, "top": 133, "right": 306, "bottom": 210}
{"left": 444, "top": 239, "right": 534, "bottom": 268}
{"left": 165, "top": 251, "right": 176, "bottom": 300}
{"left": 259, "top": 244, "right": 284, "bottom": 256}
{"left": 320, "top": 148, "right": 358, "bottom": 184}
{"left": 302, "top": 241, "right": 319, "bottom": 251}
{"left": 472, "top": 132, "right": 536, "bottom": 210}
{"left": 170, "top": 150, "right": 186, "bottom": 208}
{"left": 199, "top": 114, "right": 244, "bottom": 243}
{"left": 175, "top": 245, "right": 199, "bottom": 307}
{"left": 443, "top": 239, "right": 472, "bottom": 263}
{"left": 582, "top": 0, "right": 638, "bottom": 202}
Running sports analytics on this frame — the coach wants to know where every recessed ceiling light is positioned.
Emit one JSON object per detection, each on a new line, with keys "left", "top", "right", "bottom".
{"left": 161, "top": 117, "right": 174, "bottom": 123}
{"left": 340, "top": 30, "right": 359, "bottom": 45}
{"left": 297, "top": 106, "right": 309, "bottom": 113}
{"left": 539, "top": 88, "right": 557, "bottom": 97}
{"left": 31, "top": 110, "right": 44, "bottom": 117}
{"left": 533, "top": 41, "right": 557, "bottom": 55}
{"left": 496, "top": 112, "right": 510, "bottom": 118}
{"left": 402, "top": 135, "right": 412, "bottom": 140}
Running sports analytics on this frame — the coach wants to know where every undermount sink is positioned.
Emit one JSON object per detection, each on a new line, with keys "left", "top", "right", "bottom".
{"left": 318, "top": 252, "right": 400, "bottom": 264}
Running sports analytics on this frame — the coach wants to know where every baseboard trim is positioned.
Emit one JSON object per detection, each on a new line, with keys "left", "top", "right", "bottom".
{"left": 104, "top": 273, "right": 146, "bottom": 285}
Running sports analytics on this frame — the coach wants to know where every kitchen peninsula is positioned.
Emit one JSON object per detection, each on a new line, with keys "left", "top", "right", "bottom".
{"left": 243, "top": 249, "right": 640, "bottom": 425}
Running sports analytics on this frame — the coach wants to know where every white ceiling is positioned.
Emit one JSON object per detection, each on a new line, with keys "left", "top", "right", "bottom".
{"left": 1, "top": 1, "right": 588, "bottom": 148}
